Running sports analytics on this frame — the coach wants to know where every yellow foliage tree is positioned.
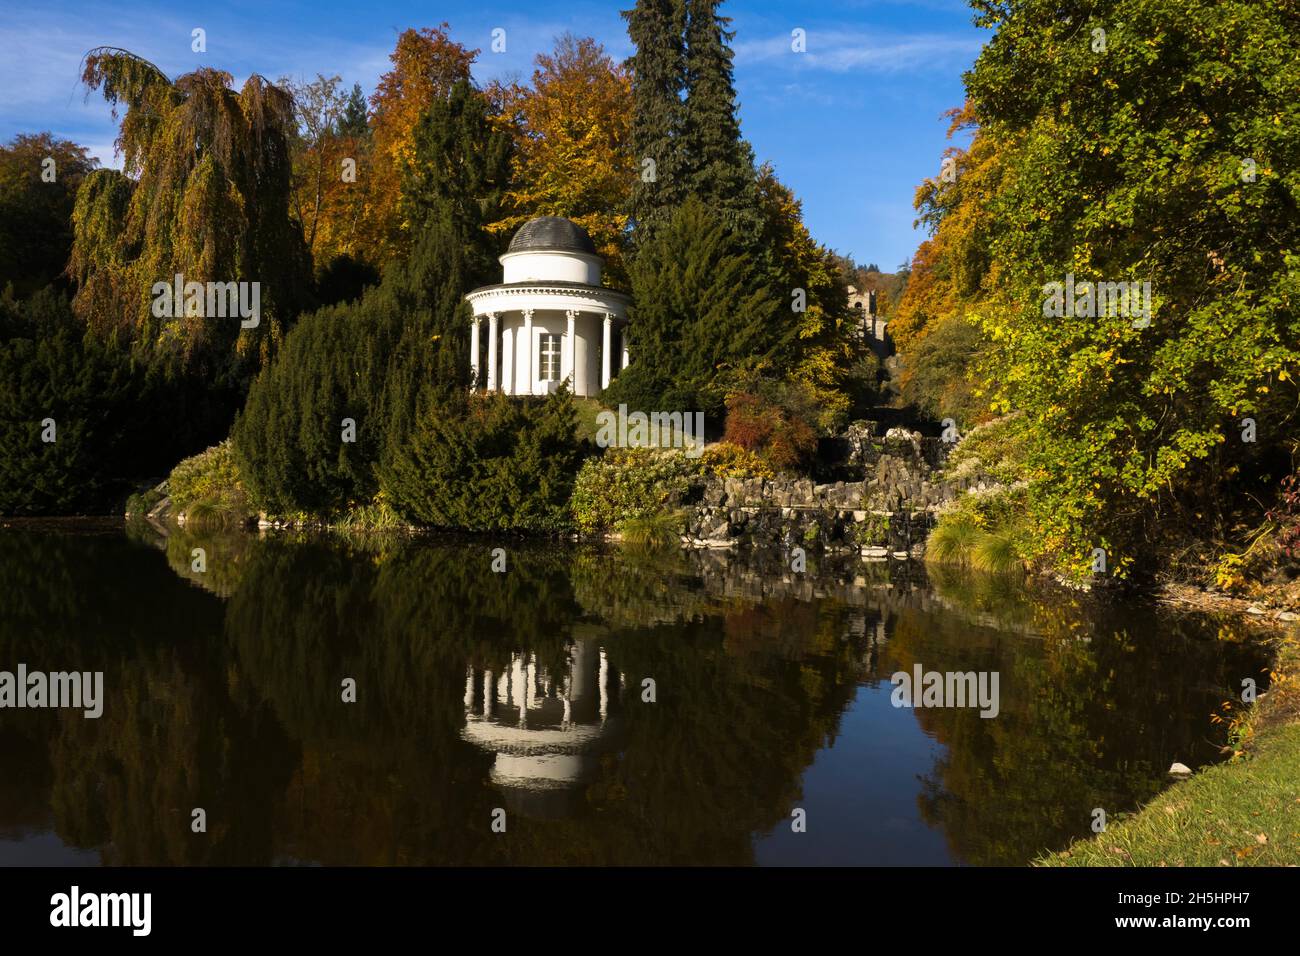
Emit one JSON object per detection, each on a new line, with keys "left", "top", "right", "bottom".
{"left": 490, "top": 34, "right": 634, "bottom": 285}
{"left": 755, "top": 162, "right": 853, "bottom": 431}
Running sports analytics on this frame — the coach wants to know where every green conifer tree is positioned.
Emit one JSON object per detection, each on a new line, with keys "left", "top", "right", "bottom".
{"left": 605, "top": 196, "right": 784, "bottom": 417}
{"left": 336, "top": 83, "right": 370, "bottom": 138}
{"left": 622, "top": 0, "right": 687, "bottom": 240}
{"left": 681, "top": 0, "right": 759, "bottom": 236}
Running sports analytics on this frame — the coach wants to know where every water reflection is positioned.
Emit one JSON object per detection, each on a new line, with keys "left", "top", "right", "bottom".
{"left": 462, "top": 640, "right": 622, "bottom": 819}
{"left": 0, "top": 521, "right": 1271, "bottom": 866}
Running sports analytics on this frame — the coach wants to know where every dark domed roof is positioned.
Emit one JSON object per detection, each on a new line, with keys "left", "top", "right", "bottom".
{"left": 507, "top": 216, "right": 597, "bottom": 255}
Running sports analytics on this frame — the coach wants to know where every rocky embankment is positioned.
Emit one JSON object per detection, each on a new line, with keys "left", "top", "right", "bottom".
{"left": 681, "top": 423, "right": 980, "bottom": 557}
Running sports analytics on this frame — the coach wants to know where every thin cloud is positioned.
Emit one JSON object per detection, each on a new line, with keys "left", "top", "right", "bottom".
{"left": 735, "top": 31, "right": 982, "bottom": 74}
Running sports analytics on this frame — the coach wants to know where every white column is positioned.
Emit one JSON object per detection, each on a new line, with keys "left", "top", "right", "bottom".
{"left": 501, "top": 328, "right": 513, "bottom": 395}
{"left": 621, "top": 324, "right": 630, "bottom": 371}
{"left": 565, "top": 310, "right": 577, "bottom": 389}
{"left": 601, "top": 313, "right": 612, "bottom": 389}
{"left": 464, "top": 666, "right": 476, "bottom": 710}
{"left": 599, "top": 647, "right": 609, "bottom": 723}
{"left": 486, "top": 312, "right": 499, "bottom": 392}
{"left": 522, "top": 309, "right": 534, "bottom": 396}
{"left": 483, "top": 670, "right": 494, "bottom": 717}
{"left": 469, "top": 316, "right": 480, "bottom": 390}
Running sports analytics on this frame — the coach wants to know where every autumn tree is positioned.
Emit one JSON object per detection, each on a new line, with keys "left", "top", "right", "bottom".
{"left": 281, "top": 73, "right": 347, "bottom": 255}
{"left": 363, "top": 25, "right": 478, "bottom": 263}
{"left": 492, "top": 34, "right": 635, "bottom": 284}
{"left": 961, "top": 0, "right": 1300, "bottom": 578}
{"left": 0, "top": 134, "right": 97, "bottom": 297}
{"left": 70, "top": 48, "right": 312, "bottom": 387}
{"left": 755, "top": 163, "right": 853, "bottom": 430}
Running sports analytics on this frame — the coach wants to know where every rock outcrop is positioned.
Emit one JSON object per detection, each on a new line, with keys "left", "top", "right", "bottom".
{"left": 679, "top": 423, "right": 973, "bottom": 556}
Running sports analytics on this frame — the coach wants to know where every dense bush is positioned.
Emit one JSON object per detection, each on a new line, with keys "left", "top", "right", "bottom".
{"left": 722, "top": 385, "right": 818, "bottom": 473}
{"left": 383, "top": 390, "right": 587, "bottom": 533}
{"left": 0, "top": 289, "right": 176, "bottom": 515}
{"left": 234, "top": 202, "right": 482, "bottom": 518}
{"left": 570, "top": 448, "right": 700, "bottom": 536}
{"left": 897, "top": 314, "right": 986, "bottom": 426}
{"left": 233, "top": 299, "right": 398, "bottom": 515}
{"left": 167, "top": 440, "right": 250, "bottom": 516}
{"left": 570, "top": 441, "right": 771, "bottom": 536}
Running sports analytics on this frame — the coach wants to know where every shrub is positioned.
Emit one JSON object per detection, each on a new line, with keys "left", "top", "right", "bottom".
{"left": 569, "top": 441, "right": 772, "bottom": 536}
{"left": 570, "top": 448, "right": 700, "bottom": 536}
{"left": 168, "top": 440, "right": 248, "bottom": 515}
{"left": 383, "top": 390, "right": 587, "bottom": 534}
{"left": 234, "top": 176, "right": 476, "bottom": 518}
{"left": 698, "top": 441, "right": 776, "bottom": 480}
{"left": 723, "top": 388, "right": 818, "bottom": 473}
{"left": 233, "top": 300, "right": 397, "bottom": 515}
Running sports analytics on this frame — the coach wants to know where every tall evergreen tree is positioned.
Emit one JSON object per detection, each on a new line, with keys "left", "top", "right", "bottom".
{"left": 401, "top": 80, "right": 514, "bottom": 289}
{"left": 681, "top": 0, "right": 759, "bottom": 235}
{"left": 622, "top": 0, "right": 687, "bottom": 240}
{"left": 337, "top": 83, "right": 370, "bottom": 138}
{"left": 604, "top": 195, "right": 784, "bottom": 417}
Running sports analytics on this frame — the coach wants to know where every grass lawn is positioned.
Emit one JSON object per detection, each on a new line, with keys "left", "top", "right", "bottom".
{"left": 1040, "top": 634, "right": 1300, "bottom": 866}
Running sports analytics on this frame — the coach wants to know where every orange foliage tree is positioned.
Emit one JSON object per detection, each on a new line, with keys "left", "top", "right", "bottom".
{"left": 891, "top": 102, "right": 1002, "bottom": 423}
{"left": 362, "top": 25, "right": 478, "bottom": 263}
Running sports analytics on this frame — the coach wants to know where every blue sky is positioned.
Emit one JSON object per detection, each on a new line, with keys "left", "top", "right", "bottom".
{"left": 0, "top": 0, "right": 985, "bottom": 270}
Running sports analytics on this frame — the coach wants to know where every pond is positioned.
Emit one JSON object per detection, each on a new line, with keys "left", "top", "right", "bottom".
{"left": 0, "top": 520, "right": 1271, "bottom": 866}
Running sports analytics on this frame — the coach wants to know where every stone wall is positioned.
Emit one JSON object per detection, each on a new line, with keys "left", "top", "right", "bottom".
{"left": 680, "top": 424, "right": 977, "bottom": 558}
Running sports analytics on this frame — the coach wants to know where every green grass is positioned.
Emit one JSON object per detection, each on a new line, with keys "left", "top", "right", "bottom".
{"left": 925, "top": 515, "right": 982, "bottom": 565}
{"left": 1041, "top": 637, "right": 1300, "bottom": 866}
{"left": 971, "top": 530, "right": 1020, "bottom": 574}
{"left": 616, "top": 511, "right": 685, "bottom": 549}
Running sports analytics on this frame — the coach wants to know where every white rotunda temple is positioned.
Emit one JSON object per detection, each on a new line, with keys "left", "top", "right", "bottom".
{"left": 464, "top": 217, "right": 631, "bottom": 397}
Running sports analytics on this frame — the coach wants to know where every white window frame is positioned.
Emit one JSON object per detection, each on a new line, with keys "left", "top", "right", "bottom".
{"left": 538, "top": 332, "right": 562, "bottom": 383}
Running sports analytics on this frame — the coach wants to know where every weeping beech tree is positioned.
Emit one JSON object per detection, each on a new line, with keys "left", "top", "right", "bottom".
{"left": 69, "top": 48, "right": 312, "bottom": 387}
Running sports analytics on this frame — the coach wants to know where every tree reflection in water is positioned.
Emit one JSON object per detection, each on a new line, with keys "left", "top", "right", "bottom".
{"left": 0, "top": 523, "right": 1271, "bottom": 865}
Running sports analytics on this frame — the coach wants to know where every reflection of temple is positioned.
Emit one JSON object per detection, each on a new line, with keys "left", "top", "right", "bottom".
{"left": 461, "top": 635, "right": 621, "bottom": 817}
